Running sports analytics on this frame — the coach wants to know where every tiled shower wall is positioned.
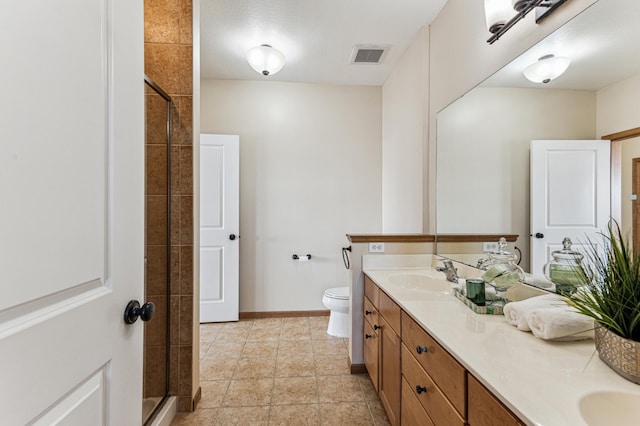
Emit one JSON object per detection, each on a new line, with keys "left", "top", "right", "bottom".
{"left": 144, "top": 0, "right": 196, "bottom": 412}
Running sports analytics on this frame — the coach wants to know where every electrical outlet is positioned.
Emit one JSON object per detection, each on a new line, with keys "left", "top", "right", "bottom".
{"left": 483, "top": 241, "right": 499, "bottom": 252}
{"left": 368, "top": 242, "right": 385, "bottom": 253}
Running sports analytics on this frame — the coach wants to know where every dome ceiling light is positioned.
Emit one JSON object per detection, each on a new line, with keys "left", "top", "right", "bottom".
{"left": 523, "top": 54, "right": 571, "bottom": 84}
{"left": 246, "top": 44, "right": 286, "bottom": 76}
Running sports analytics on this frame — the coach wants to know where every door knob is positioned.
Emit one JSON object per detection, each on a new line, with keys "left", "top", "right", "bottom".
{"left": 416, "top": 385, "right": 427, "bottom": 394}
{"left": 124, "top": 300, "right": 155, "bottom": 324}
{"left": 229, "top": 234, "right": 238, "bottom": 240}
{"left": 535, "top": 233, "right": 544, "bottom": 239}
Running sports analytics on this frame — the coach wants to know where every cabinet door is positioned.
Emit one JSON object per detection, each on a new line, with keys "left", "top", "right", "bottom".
{"left": 468, "top": 374, "right": 523, "bottom": 426}
{"left": 379, "top": 316, "right": 401, "bottom": 425}
{"left": 363, "top": 319, "right": 379, "bottom": 392}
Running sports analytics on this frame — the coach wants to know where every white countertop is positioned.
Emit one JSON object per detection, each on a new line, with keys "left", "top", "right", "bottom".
{"left": 363, "top": 266, "right": 640, "bottom": 426}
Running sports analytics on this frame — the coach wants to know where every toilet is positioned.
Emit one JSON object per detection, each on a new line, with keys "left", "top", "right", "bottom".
{"left": 322, "top": 286, "right": 350, "bottom": 338}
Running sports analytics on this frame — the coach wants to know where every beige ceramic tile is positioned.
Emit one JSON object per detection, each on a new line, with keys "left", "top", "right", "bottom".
{"left": 268, "top": 403, "right": 321, "bottom": 425}
{"left": 366, "top": 399, "right": 392, "bottom": 426}
{"left": 319, "top": 402, "right": 374, "bottom": 426}
{"left": 247, "top": 327, "right": 282, "bottom": 341}
{"left": 200, "top": 356, "right": 239, "bottom": 380}
{"left": 233, "top": 357, "right": 277, "bottom": 379}
{"left": 242, "top": 340, "right": 279, "bottom": 358}
{"left": 280, "top": 326, "right": 312, "bottom": 341}
{"left": 312, "top": 338, "right": 348, "bottom": 355}
{"left": 204, "top": 341, "right": 245, "bottom": 359}
{"left": 171, "top": 407, "right": 217, "bottom": 425}
{"left": 251, "top": 317, "right": 283, "bottom": 330}
{"left": 209, "top": 406, "right": 270, "bottom": 425}
{"left": 272, "top": 376, "right": 318, "bottom": 405}
{"left": 314, "top": 354, "right": 350, "bottom": 376}
{"left": 198, "top": 380, "right": 229, "bottom": 408}
{"left": 282, "top": 317, "right": 310, "bottom": 327}
{"left": 275, "top": 355, "right": 316, "bottom": 377}
{"left": 317, "top": 375, "right": 364, "bottom": 403}
{"left": 278, "top": 339, "right": 314, "bottom": 357}
{"left": 222, "top": 378, "right": 274, "bottom": 407}
{"left": 356, "top": 374, "right": 379, "bottom": 402}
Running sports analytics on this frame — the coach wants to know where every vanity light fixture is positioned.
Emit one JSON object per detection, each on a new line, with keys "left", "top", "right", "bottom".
{"left": 485, "top": 0, "right": 570, "bottom": 44}
{"left": 246, "top": 44, "right": 286, "bottom": 76}
{"left": 523, "top": 54, "right": 571, "bottom": 84}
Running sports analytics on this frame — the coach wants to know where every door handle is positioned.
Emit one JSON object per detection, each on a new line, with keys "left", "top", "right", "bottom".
{"left": 124, "top": 300, "right": 155, "bottom": 324}
{"left": 535, "top": 233, "right": 544, "bottom": 239}
{"left": 229, "top": 234, "right": 238, "bottom": 240}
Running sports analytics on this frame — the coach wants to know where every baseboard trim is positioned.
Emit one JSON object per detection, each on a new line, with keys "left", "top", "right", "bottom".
{"left": 350, "top": 363, "right": 367, "bottom": 374}
{"left": 239, "top": 310, "right": 330, "bottom": 319}
{"left": 192, "top": 386, "right": 202, "bottom": 410}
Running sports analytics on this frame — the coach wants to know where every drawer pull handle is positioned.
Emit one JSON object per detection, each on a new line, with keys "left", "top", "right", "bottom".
{"left": 416, "top": 385, "right": 427, "bottom": 394}
{"left": 365, "top": 333, "right": 373, "bottom": 339}
{"left": 416, "top": 345, "right": 428, "bottom": 354}
{"left": 373, "top": 324, "right": 381, "bottom": 330}
{"left": 365, "top": 310, "right": 372, "bottom": 315}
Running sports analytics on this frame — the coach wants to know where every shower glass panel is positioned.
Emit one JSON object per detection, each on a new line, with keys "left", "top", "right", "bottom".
{"left": 143, "top": 77, "right": 172, "bottom": 424}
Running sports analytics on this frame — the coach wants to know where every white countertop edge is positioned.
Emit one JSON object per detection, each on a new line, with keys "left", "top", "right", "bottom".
{"left": 362, "top": 267, "right": 640, "bottom": 426}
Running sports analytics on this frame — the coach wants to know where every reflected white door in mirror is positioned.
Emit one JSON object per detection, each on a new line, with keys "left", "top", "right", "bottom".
{"left": 530, "top": 139, "right": 610, "bottom": 275}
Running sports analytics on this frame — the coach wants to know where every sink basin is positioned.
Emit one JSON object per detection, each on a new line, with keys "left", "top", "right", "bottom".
{"left": 579, "top": 391, "right": 640, "bottom": 425}
{"left": 387, "top": 273, "right": 451, "bottom": 292}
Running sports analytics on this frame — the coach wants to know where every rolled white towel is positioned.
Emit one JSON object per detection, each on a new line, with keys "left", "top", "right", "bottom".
{"left": 503, "top": 294, "right": 565, "bottom": 331}
{"left": 527, "top": 307, "right": 594, "bottom": 341}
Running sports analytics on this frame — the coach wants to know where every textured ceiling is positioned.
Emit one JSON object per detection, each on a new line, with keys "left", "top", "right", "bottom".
{"left": 482, "top": 0, "right": 640, "bottom": 91}
{"left": 200, "top": 0, "right": 448, "bottom": 85}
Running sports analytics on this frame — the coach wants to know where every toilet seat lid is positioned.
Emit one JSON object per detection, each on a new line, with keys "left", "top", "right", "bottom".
{"left": 324, "top": 286, "right": 349, "bottom": 300}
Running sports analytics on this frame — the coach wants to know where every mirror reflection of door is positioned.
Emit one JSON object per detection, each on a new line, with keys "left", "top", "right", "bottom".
{"left": 607, "top": 129, "right": 640, "bottom": 251}
{"left": 633, "top": 157, "right": 640, "bottom": 250}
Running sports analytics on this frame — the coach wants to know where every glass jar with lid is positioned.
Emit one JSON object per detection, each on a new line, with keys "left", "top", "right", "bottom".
{"left": 480, "top": 237, "right": 524, "bottom": 304}
{"left": 543, "top": 237, "right": 584, "bottom": 295}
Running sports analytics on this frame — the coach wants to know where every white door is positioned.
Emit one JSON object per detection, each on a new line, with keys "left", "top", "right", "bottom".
{"left": 200, "top": 134, "right": 240, "bottom": 322}
{"left": 530, "top": 140, "right": 611, "bottom": 275}
{"left": 0, "top": 2, "right": 144, "bottom": 425}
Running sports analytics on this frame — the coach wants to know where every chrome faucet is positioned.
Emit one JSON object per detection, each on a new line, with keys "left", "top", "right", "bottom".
{"left": 436, "top": 259, "right": 458, "bottom": 283}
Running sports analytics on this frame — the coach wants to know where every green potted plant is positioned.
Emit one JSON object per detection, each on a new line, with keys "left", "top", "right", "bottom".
{"left": 566, "top": 221, "right": 640, "bottom": 384}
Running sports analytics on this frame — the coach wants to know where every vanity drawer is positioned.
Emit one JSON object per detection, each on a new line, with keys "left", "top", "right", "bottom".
{"left": 468, "top": 374, "right": 523, "bottom": 426}
{"left": 401, "top": 311, "right": 466, "bottom": 416}
{"left": 379, "top": 290, "right": 401, "bottom": 335}
{"left": 401, "top": 376, "right": 434, "bottom": 426}
{"left": 364, "top": 275, "right": 379, "bottom": 308}
{"left": 364, "top": 296, "right": 379, "bottom": 328}
{"left": 401, "top": 344, "right": 465, "bottom": 426}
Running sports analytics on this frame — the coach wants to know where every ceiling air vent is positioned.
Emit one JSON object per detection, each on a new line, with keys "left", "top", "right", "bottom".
{"left": 350, "top": 45, "right": 390, "bottom": 64}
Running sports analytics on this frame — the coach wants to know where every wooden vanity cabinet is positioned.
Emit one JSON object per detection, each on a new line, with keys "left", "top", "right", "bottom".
{"left": 363, "top": 274, "right": 524, "bottom": 426}
{"left": 363, "top": 276, "right": 401, "bottom": 425}
{"left": 378, "top": 292, "right": 401, "bottom": 425}
{"left": 363, "top": 276, "right": 380, "bottom": 391}
{"left": 468, "top": 375, "right": 524, "bottom": 426}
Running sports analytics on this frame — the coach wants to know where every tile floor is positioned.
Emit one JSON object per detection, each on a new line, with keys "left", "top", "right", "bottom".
{"left": 171, "top": 316, "right": 390, "bottom": 425}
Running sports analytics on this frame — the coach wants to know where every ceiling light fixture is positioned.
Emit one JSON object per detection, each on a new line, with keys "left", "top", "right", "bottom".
{"left": 246, "top": 44, "right": 286, "bottom": 76}
{"left": 485, "top": 0, "right": 569, "bottom": 44}
{"left": 523, "top": 54, "right": 571, "bottom": 84}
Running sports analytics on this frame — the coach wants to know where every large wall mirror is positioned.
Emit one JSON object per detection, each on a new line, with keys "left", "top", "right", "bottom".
{"left": 436, "top": 0, "right": 640, "bottom": 275}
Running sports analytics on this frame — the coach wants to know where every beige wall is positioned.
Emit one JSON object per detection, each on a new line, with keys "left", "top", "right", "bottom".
{"left": 201, "top": 80, "right": 382, "bottom": 312}
{"left": 596, "top": 73, "right": 640, "bottom": 137}
{"left": 437, "top": 87, "right": 596, "bottom": 271}
{"left": 381, "top": 27, "right": 429, "bottom": 232}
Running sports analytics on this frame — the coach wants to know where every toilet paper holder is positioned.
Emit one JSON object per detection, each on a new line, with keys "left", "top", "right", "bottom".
{"left": 292, "top": 254, "right": 312, "bottom": 261}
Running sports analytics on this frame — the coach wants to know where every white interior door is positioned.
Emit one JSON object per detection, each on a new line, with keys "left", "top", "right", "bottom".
{"left": 200, "top": 134, "right": 240, "bottom": 323}
{"left": 530, "top": 140, "right": 611, "bottom": 275}
{"left": 0, "top": 1, "right": 144, "bottom": 425}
